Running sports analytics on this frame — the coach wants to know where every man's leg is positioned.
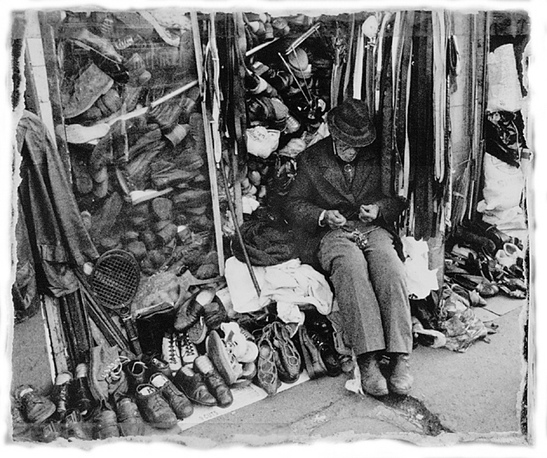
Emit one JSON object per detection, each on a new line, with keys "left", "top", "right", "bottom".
{"left": 317, "top": 229, "right": 385, "bottom": 355}
{"left": 318, "top": 229, "right": 389, "bottom": 397}
{"left": 361, "top": 226, "right": 413, "bottom": 394}
{"left": 362, "top": 227, "right": 412, "bottom": 354}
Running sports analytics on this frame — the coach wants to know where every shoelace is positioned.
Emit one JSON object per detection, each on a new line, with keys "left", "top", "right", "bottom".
{"left": 166, "top": 335, "right": 180, "bottom": 364}
{"left": 179, "top": 334, "right": 197, "bottom": 358}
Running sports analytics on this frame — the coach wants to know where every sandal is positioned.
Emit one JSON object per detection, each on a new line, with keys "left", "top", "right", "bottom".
{"left": 256, "top": 330, "right": 280, "bottom": 395}
{"left": 270, "top": 322, "right": 301, "bottom": 383}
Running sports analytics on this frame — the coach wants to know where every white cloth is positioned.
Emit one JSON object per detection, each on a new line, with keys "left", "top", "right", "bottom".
{"left": 402, "top": 237, "right": 439, "bottom": 300}
{"left": 487, "top": 43, "right": 523, "bottom": 112}
{"left": 224, "top": 257, "right": 333, "bottom": 320}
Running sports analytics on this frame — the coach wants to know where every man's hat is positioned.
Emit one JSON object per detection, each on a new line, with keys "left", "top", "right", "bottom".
{"left": 327, "top": 98, "right": 376, "bottom": 147}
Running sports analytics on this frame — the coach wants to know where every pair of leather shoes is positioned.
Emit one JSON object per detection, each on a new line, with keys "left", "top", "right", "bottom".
{"left": 357, "top": 352, "right": 414, "bottom": 397}
{"left": 175, "top": 287, "right": 227, "bottom": 333}
{"left": 172, "top": 357, "right": 233, "bottom": 408}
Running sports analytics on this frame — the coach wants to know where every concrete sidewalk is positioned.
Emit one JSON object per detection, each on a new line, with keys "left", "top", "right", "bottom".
{"left": 9, "top": 295, "right": 527, "bottom": 447}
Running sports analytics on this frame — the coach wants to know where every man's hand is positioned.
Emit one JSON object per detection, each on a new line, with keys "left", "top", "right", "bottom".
{"left": 359, "top": 204, "right": 379, "bottom": 223}
{"left": 324, "top": 210, "right": 347, "bottom": 229}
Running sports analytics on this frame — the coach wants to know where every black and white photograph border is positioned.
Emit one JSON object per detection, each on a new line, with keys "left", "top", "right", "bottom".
{"left": 1, "top": 0, "right": 546, "bottom": 457}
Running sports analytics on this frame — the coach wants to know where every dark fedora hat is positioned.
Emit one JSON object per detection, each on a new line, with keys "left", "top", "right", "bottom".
{"left": 327, "top": 98, "right": 376, "bottom": 147}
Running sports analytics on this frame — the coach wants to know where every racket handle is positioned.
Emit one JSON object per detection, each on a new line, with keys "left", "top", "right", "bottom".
{"left": 121, "top": 313, "right": 142, "bottom": 357}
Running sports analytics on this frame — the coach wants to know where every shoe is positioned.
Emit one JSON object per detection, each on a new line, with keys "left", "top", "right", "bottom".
{"left": 174, "top": 289, "right": 203, "bottom": 332}
{"left": 357, "top": 352, "right": 389, "bottom": 397}
{"left": 162, "top": 333, "right": 182, "bottom": 375}
{"left": 270, "top": 322, "right": 301, "bottom": 383}
{"left": 52, "top": 372, "right": 73, "bottom": 419}
{"left": 194, "top": 356, "right": 233, "bottom": 408}
{"left": 32, "top": 420, "right": 61, "bottom": 443}
{"left": 149, "top": 372, "right": 194, "bottom": 419}
{"left": 255, "top": 330, "right": 280, "bottom": 395}
{"left": 94, "top": 408, "right": 120, "bottom": 439}
{"left": 187, "top": 316, "right": 208, "bottom": 345}
{"left": 221, "top": 322, "right": 259, "bottom": 364}
{"left": 72, "top": 363, "right": 95, "bottom": 419}
{"left": 61, "top": 409, "right": 90, "bottom": 440}
{"left": 308, "top": 331, "right": 342, "bottom": 377}
{"left": 125, "top": 360, "right": 148, "bottom": 393}
{"left": 15, "top": 385, "right": 56, "bottom": 424}
{"left": 388, "top": 354, "right": 413, "bottom": 395}
{"left": 125, "top": 53, "right": 151, "bottom": 87}
{"left": 173, "top": 366, "right": 217, "bottom": 407}
{"left": 178, "top": 332, "right": 199, "bottom": 366}
{"left": 202, "top": 294, "right": 228, "bottom": 331}
{"left": 62, "top": 62, "right": 113, "bottom": 119}
{"left": 296, "top": 325, "right": 327, "bottom": 380}
{"left": 206, "top": 330, "right": 243, "bottom": 386}
{"left": 116, "top": 397, "right": 145, "bottom": 437}
{"left": 146, "top": 356, "right": 173, "bottom": 380}
{"left": 135, "top": 384, "right": 178, "bottom": 429}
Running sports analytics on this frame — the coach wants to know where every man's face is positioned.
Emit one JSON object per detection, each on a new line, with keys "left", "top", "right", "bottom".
{"left": 333, "top": 137, "right": 359, "bottom": 162}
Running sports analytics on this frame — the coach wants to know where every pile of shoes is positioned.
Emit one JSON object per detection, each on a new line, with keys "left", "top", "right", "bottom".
{"left": 13, "top": 363, "right": 96, "bottom": 442}
{"left": 444, "top": 220, "right": 527, "bottom": 302}
{"left": 240, "top": 13, "right": 331, "bottom": 215}
{"left": 56, "top": 11, "right": 217, "bottom": 279}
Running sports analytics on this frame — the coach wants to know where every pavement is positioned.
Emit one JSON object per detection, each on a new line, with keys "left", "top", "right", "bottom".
{"left": 8, "top": 293, "right": 528, "bottom": 449}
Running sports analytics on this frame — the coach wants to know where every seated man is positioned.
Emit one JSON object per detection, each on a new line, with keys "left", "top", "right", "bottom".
{"left": 285, "top": 98, "right": 413, "bottom": 397}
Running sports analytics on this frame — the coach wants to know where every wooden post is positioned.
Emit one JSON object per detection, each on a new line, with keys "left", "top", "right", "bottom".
{"left": 42, "top": 295, "right": 69, "bottom": 377}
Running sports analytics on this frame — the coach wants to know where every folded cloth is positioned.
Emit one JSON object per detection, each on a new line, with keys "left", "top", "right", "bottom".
{"left": 224, "top": 257, "right": 333, "bottom": 316}
{"left": 232, "top": 220, "right": 295, "bottom": 267}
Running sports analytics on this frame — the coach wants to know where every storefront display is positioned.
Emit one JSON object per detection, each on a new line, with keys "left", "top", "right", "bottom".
{"left": 10, "top": 7, "right": 531, "bottom": 444}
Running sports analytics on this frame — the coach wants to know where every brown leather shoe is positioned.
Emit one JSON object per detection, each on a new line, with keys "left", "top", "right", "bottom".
{"left": 194, "top": 356, "right": 233, "bottom": 408}
{"left": 135, "top": 384, "right": 178, "bottom": 429}
{"left": 173, "top": 366, "right": 216, "bottom": 407}
{"left": 388, "top": 353, "right": 413, "bottom": 395}
{"left": 149, "top": 372, "right": 194, "bottom": 419}
{"left": 357, "top": 352, "right": 389, "bottom": 397}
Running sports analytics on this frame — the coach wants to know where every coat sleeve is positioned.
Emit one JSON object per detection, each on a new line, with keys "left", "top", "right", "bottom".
{"left": 285, "top": 155, "right": 324, "bottom": 231}
{"left": 372, "top": 195, "right": 408, "bottom": 226}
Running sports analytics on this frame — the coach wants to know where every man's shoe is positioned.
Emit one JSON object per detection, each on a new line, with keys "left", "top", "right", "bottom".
{"left": 173, "top": 366, "right": 217, "bottom": 407}
{"left": 146, "top": 356, "right": 173, "bottom": 380}
{"left": 174, "top": 289, "right": 208, "bottom": 332}
{"left": 162, "top": 333, "right": 182, "bottom": 375}
{"left": 62, "top": 63, "right": 113, "bottom": 118}
{"left": 194, "top": 355, "right": 233, "bottom": 408}
{"left": 388, "top": 353, "right": 413, "bottom": 395}
{"left": 15, "top": 385, "right": 56, "bottom": 424}
{"left": 149, "top": 372, "right": 194, "bottom": 419}
{"left": 125, "top": 360, "right": 148, "bottom": 393}
{"left": 93, "top": 408, "right": 119, "bottom": 439}
{"left": 357, "top": 352, "right": 389, "bottom": 397}
{"left": 52, "top": 372, "right": 73, "bottom": 419}
{"left": 116, "top": 397, "right": 145, "bottom": 437}
{"left": 135, "top": 384, "right": 178, "bottom": 429}
{"left": 61, "top": 409, "right": 90, "bottom": 441}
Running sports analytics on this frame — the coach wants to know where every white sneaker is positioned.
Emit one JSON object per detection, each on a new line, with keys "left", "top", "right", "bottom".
{"left": 178, "top": 332, "right": 199, "bottom": 366}
{"left": 161, "top": 333, "right": 182, "bottom": 374}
